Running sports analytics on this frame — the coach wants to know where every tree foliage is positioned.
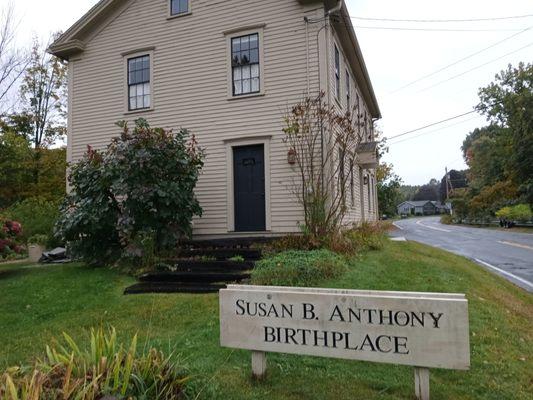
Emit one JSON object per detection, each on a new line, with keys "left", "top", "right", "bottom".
{"left": 413, "top": 178, "right": 440, "bottom": 201}
{"left": 55, "top": 119, "right": 204, "bottom": 266}
{"left": 455, "top": 63, "right": 532, "bottom": 221}
{"left": 376, "top": 163, "right": 402, "bottom": 216}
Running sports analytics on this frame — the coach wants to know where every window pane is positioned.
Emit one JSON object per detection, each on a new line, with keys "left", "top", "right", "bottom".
{"left": 130, "top": 97, "right": 137, "bottom": 110}
{"left": 251, "top": 64, "right": 259, "bottom": 78}
{"left": 179, "top": 0, "right": 188, "bottom": 13}
{"left": 249, "top": 34, "right": 258, "bottom": 49}
{"left": 251, "top": 77, "right": 260, "bottom": 92}
{"left": 241, "top": 51, "right": 250, "bottom": 65}
{"left": 171, "top": 0, "right": 188, "bottom": 14}
{"left": 242, "top": 66, "right": 250, "bottom": 79}
{"left": 233, "top": 67, "right": 242, "bottom": 80}
{"left": 241, "top": 36, "right": 249, "bottom": 50}
{"left": 129, "top": 85, "right": 136, "bottom": 97}
{"left": 242, "top": 78, "right": 250, "bottom": 93}
{"left": 143, "top": 83, "right": 150, "bottom": 95}
{"left": 232, "top": 38, "right": 240, "bottom": 53}
{"left": 234, "top": 80, "right": 242, "bottom": 95}
{"left": 142, "top": 69, "right": 150, "bottom": 83}
{"left": 143, "top": 94, "right": 151, "bottom": 108}
{"left": 250, "top": 48, "right": 259, "bottom": 64}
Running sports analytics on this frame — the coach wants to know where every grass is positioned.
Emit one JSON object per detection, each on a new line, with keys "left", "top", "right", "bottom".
{"left": 0, "top": 241, "right": 531, "bottom": 399}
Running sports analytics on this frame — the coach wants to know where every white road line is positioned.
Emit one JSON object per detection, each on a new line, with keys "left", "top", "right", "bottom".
{"left": 416, "top": 219, "right": 452, "bottom": 233}
{"left": 475, "top": 258, "right": 533, "bottom": 290}
{"left": 392, "top": 222, "right": 404, "bottom": 230}
{"left": 498, "top": 241, "right": 533, "bottom": 251}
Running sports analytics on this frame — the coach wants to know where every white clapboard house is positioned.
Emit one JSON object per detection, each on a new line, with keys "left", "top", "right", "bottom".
{"left": 50, "top": 0, "right": 381, "bottom": 239}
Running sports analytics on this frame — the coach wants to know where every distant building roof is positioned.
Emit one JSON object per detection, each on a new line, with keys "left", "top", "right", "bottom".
{"left": 398, "top": 200, "right": 435, "bottom": 208}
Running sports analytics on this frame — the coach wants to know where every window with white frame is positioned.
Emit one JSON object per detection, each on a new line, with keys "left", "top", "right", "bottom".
{"left": 127, "top": 55, "right": 151, "bottom": 111}
{"left": 334, "top": 45, "right": 340, "bottom": 100}
{"left": 170, "top": 0, "right": 189, "bottom": 15}
{"left": 231, "top": 33, "right": 260, "bottom": 96}
{"left": 346, "top": 69, "right": 350, "bottom": 111}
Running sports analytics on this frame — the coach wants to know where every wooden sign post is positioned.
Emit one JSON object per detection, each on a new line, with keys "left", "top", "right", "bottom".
{"left": 220, "top": 285, "right": 470, "bottom": 400}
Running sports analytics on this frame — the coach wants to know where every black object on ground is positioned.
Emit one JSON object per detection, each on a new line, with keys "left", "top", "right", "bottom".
{"left": 40, "top": 247, "right": 71, "bottom": 264}
{"left": 124, "top": 239, "right": 264, "bottom": 295}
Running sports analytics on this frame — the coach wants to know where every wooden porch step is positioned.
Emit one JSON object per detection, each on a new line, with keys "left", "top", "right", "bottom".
{"left": 176, "top": 248, "right": 262, "bottom": 261}
{"left": 163, "top": 260, "right": 254, "bottom": 272}
{"left": 139, "top": 271, "right": 251, "bottom": 283}
{"left": 124, "top": 282, "right": 225, "bottom": 295}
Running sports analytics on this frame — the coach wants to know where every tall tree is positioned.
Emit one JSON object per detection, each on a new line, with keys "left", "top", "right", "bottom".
{"left": 476, "top": 62, "right": 533, "bottom": 204}
{"left": 19, "top": 35, "right": 67, "bottom": 150}
{"left": 0, "top": 2, "right": 27, "bottom": 111}
{"left": 413, "top": 179, "right": 440, "bottom": 201}
{"left": 439, "top": 169, "right": 468, "bottom": 203}
{"left": 376, "top": 163, "right": 402, "bottom": 216}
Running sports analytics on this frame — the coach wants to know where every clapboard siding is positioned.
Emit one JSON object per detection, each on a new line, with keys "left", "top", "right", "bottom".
{"left": 69, "top": 0, "right": 325, "bottom": 236}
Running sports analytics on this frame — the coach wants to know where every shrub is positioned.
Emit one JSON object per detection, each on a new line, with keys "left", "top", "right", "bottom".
{"left": 440, "top": 214, "right": 453, "bottom": 225}
{"left": 55, "top": 119, "right": 204, "bottom": 267}
{"left": 252, "top": 249, "right": 347, "bottom": 287}
{"left": 496, "top": 204, "right": 532, "bottom": 222}
{"left": 0, "top": 217, "right": 26, "bottom": 260}
{"left": 5, "top": 196, "right": 61, "bottom": 247}
{"left": 342, "top": 222, "right": 389, "bottom": 253}
{"left": 28, "top": 234, "right": 49, "bottom": 246}
{"left": 0, "top": 327, "right": 190, "bottom": 399}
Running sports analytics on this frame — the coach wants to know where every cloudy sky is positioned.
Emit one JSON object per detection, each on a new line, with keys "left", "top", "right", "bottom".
{"left": 7, "top": 0, "right": 533, "bottom": 185}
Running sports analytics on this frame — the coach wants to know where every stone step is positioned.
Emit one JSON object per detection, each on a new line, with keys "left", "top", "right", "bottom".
{"left": 164, "top": 260, "right": 254, "bottom": 272}
{"left": 176, "top": 248, "right": 262, "bottom": 261}
{"left": 139, "top": 271, "right": 251, "bottom": 283}
{"left": 124, "top": 282, "right": 225, "bottom": 295}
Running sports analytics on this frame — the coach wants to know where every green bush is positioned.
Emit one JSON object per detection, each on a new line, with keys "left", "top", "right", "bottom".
{"left": 27, "top": 234, "right": 49, "bottom": 246}
{"left": 251, "top": 249, "right": 347, "bottom": 287}
{"left": 440, "top": 214, "right": 453, "bottom": 225}
{"left": 496, "top": 204, "right": 532, "bottom": 222}
{"left": 0, "top": 327, "right": 190, "bottom": 399}
{"left": 5, "top": 196, "right": 61, "bottom": 247}
{"left": 55, "top": 119, "right": 204, "bottom": 267}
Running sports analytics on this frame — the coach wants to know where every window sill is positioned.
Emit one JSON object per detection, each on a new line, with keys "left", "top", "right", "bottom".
{"left": 167, "top": 11, "right": 192, "bottom": 20}
{"left": 227, "top": 92, "right": 265, "bottom": 101}
{"left": 124, "top": 108, "right": 155, "bottom": 116}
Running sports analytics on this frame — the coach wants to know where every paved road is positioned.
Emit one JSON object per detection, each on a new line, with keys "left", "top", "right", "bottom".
{"left": 391, "top": 216, "right": 533, "bottom": 292}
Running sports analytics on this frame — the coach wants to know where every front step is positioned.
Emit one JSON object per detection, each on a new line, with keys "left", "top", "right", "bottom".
{"left": 165, "top": 260, "right": 254, "bottom": 272}
{"left": 125, "top": 282, "right": 225, "bottom": 295}
{"left": 180, "top": 237, "right": 275, "bottom": 249}
{"left": 139, "top": 271, "right": 251, "bottom": 283}
{"left": 177, "top": 248, "right": 262, "bottom": 261}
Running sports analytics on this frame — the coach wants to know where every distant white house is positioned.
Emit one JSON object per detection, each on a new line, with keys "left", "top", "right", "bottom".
{"left": 397, "top": 201, "right": 451, "bottom": 216}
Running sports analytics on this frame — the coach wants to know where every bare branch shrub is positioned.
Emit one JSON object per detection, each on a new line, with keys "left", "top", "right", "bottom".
{"left": 283, "top": 92, "right": 364, "bottom": 242}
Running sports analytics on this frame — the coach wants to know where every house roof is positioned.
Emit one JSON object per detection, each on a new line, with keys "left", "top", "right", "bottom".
{"left": 398, "top": 201, "right": 436, "bottom": 208}
{"left": 50, "top": 0, "right": 381, "bottom": 119}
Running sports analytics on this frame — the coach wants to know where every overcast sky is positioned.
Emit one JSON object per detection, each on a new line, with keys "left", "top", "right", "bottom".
{"left": 7, "top": 0, "right": 533, "bottom": 185}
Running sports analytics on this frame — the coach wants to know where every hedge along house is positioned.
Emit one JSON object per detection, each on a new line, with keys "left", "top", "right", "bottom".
{"left": 50, "top": 0, "right": 381, "bottom": 239}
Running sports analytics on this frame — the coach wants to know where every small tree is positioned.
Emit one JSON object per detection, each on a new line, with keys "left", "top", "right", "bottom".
{"left": 55, "top": 119, "right": 204, "bottom": 266}
{"left": 283, "top": 93, "right": 364, "bottom": 242}
{"left": 376, "top": 163, "right": 402, "bottom": 217}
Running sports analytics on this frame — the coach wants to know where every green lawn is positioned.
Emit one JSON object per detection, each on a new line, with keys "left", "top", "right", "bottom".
{"left": 1, "top": 241, "right": 531, "bottom": 399}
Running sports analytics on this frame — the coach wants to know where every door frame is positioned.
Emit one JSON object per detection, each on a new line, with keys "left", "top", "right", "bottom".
{"left": 224, "top": 136, "right": 272, "bottom": 233}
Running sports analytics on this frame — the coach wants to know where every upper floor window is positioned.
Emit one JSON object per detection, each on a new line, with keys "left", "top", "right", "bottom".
{"left": 232, "top": 33, "right": 260, "bottom": 96}
{"left": 171, "top": 0, "right": 189, "bottom": 15}
{"left": 345, "top": 70, "right": 350, "bottom": 110}
{"left": 128, "top": 55, "right": 151, "bottom": 111}
{"left": 334, "top": 45, "right": 340, "bottom": 100}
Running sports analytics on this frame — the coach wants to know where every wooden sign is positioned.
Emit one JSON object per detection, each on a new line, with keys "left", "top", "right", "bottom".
{"left": 220, "top": 285, "right": 470, "bottom": 400}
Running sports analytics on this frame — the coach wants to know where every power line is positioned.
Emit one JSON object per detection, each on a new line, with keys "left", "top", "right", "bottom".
{"left": 418, "top": 42, "right": 533, "bottom": 92}
{"left": 354, "top": 26, "right": 526, "bottom": 32}
{"left": 386, "top": 110, "right": 478, "bottom": 140}
{"left": 389, "top": 26, "right": 532, "bottom": 94}
{"left": 350, "top": 14, "right": 533, "bottom": 23}
{"left": 388, "top": 115, "right": 482, "bottom": 145}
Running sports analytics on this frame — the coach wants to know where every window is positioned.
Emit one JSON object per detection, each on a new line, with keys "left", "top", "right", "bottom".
{"left": 127, "top": 55, "right": 151, "bottom": 111}
{"left": 368, "top": 176, "right": 372, "bottom": 212}
{"left": 232, "top": 33, "right": 260, "bottom": 96}
{"left": 170, "top": 0, "right": 189, "bottom": 15}
{"left": 346, "top": 70, "right": 351, "bottom": 111}
{"left": 350, "top": 160, "right": 355, "bottom": 206}
{"left": 334, "top": 45, "right": 340, "bottom": 100}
